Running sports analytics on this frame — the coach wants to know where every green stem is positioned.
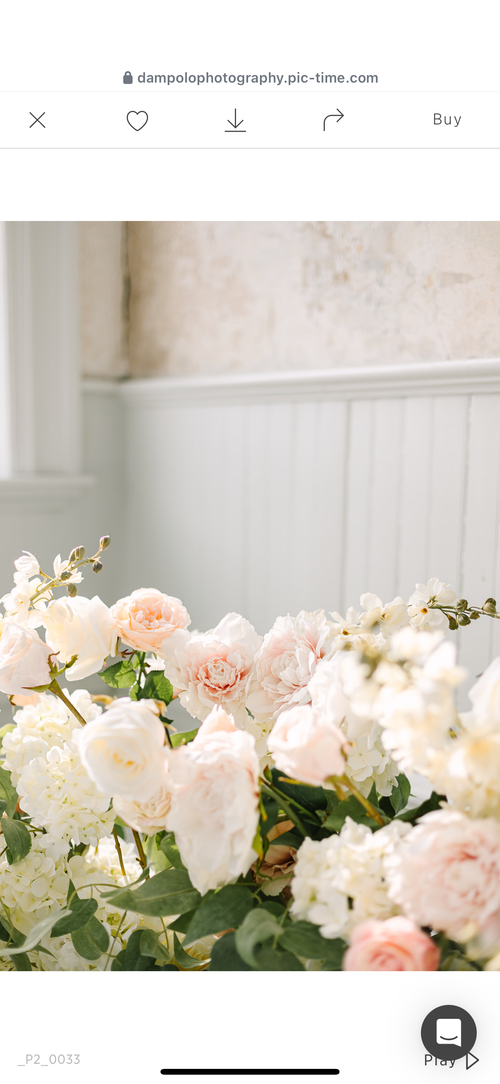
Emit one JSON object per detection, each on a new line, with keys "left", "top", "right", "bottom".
{"left": 132, "top": 830, "right": 148, "bottom": 873}
{"left": 333, "top": 773, "right": 386, "bottom": 827}
{"left": 105, "top": 911, "right": 127, "bottom": 972}
{"left": 112, "top": 827, "right": 126, "bottom": 878}
{"left": 48, "top": 680, "right": 87, "bottom": 728}
{"left": 259, "top": 780, "right": 308, "bottom": 838}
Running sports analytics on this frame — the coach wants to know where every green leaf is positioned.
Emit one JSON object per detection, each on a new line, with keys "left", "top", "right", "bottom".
{"left": 252, "top": 944, "right": 304, "bottom": 970}
{"left": 11, "top": 952, "right": 32, "bottom": 971}
{"left": 174, "top": 932, "right": 206, "bottom": 969}
{"left": 159, "top": 832, "right": 186, "bottom": 870}
{"left": 167, "top": 909, "right": 198, "bottom": 933}
{"left": 140, "top": 929, "right": 170, "bottom": 962}
{"left": 140, "top": 671, "right": 174, "bottom": 705}
{"left": 389, "top": 774, "right": 412, "bottom": 814}
{"left": 50, "top": 898, "right": 98, "bottom": 937}
{"left": 183, "top": 884, "right": 254, "bottom": 945}
{"left": 128, "top": 682, "right": 140, "bottom": 701}
{"left": 279, "top": 921, "right": 346, "bottom": 964}
{"left": 110, "top": 930, "right": 155, "bottom": 971}
{"left": 0, "top": 909, "right": 72, "bottom": 956}
{"left": 234, "top": 908, "right": 283, "bottom": 969}
{"left": 259, "top": 791, "right": 281, "bottom": 839}
{"left": 2, "top": 817, "right": 32, "bottom": 864}
{"left": 98, "top": 659, "right": 137, "bottom": 688}
{"left": 170, "top": 727, "right": 199, "bottom": 749}
{"left": 322, "top": 794, "right": 380, "bottom": 832}
{"left": 209, "top": 932, "right": 252, "bottom": 971}
{"left": 71, "top": 917, "right": 109, "bottom": 961}
{"left": 0, "top": 765, "right": 18, "bottom": 818}
{"left": 107, "top": 867, "right": 201, "bottom": 917}
{"left": 395, "top": 791, "right": 445, "bottom": 824}
{"left": 440, "top": 951, "right": 480, "bottom": 971}
{"left": 270, "top": 768, "right": 326, "bottom": 816}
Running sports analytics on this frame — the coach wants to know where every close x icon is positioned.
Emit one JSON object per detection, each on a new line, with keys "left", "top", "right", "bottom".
{"left": 29, "top": 111, "right": 46, "bottom": 128}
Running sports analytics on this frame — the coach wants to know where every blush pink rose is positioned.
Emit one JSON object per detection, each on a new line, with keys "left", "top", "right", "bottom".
{"left": 111, "top": 588, "right": 190, "bottom": 655}
{"left": 343, "top": 917, "right": 440, "bottom": 971}
{"left": 163, "top": 612, "right": 261, "bottom": 726}
{"left": 246, "top": 611, "right": 333, "bottom": 724}
{"left": 268, "top": 704, "right": 348, "bottom": 785}
{"left": 0, "top": 623, "right": 53, "bottom": 696}
{"left": 386, "top": 808, "right": 500, "bottom": 939}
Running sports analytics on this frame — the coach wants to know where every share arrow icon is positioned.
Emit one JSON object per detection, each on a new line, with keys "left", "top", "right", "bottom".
{"left": 225, "top": 109, "right": 246, "bottom": 132}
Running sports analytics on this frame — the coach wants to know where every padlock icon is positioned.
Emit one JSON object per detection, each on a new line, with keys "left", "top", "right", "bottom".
{"left": 123, "top": 71, "right": 133, "bottom": 84}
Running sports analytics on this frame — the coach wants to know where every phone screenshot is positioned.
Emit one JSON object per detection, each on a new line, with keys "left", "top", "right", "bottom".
{"left": 0, "top": 2, "right": 499, "bottom": 1081}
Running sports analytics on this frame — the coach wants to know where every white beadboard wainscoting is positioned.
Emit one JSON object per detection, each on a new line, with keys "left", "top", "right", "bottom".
{"left": 110, "top": 360, "right": 500, "bottom": 698}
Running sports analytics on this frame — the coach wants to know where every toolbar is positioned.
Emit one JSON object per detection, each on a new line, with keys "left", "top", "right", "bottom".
{"left": 1, "top": 92, "right": 499, "bottom": 148}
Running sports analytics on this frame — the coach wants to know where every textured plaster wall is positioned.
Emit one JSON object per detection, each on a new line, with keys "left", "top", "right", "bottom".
{"left": 80, "top": 222, "right": 128, "bottom": 379}
{"left": 126, "top": 222, "right": 500, "bottom": 377}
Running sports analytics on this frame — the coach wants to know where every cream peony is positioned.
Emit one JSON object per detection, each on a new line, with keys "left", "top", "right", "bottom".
{"left": 468, "top": 656, "right": 500, "bottom": 724}
{"left": 112, "top": 588, "right": 190, "bottom": 655}
{"left": 166, "top": 707, "right": 260, "bottom": 895}
{"left": 42, "top": 595, "right": 118, "bottom": 680}
{"left": 246, "top": 610, "right": 333, "bottom": 724}
{"left": 343, "top": 917, "right": 440, "bottom": 971}
{"left": 386, "top": 808, "right": 500, "bottom": 939}
{"left": 0, "top": 622, "right": 53, "bottom": 696}
{"left": 113, "top": 783, "right": 172, "bottom": 835}
{"left": 163, "top": 612, "right": 261, "bottom": 726}
{"left": 77, "top": 698, "right": 167, "bottom": 800}
{"left": 267, "top": 703, "right": 347, "bottom": 786}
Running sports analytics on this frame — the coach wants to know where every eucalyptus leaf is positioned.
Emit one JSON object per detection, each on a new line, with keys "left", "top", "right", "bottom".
{"left": 184, "top": 884, "right": 254, "bottom": 945}
{"left": 2, "top": 817, "right": 32, "bottom": 864}
{"left": 159, "top": 832, "right": 186, "bottom": 870}
{"left": 389, "top": 774, "right": 412, "bottom": 814}
{"left": 234, "top": 909, "right": 283, "bottom": 969}
{"left": 0, "top": 909, "right": 72, "bottom": 956}
{"left": 209, "top": 931, "right": 252, "bottom": 971}
{"left": 253, "top": 944, "right": 304, "bottom": 970}
{"left": 107, "top": 867, "right": 201, "bottom": 917}
{"left": 11, "top": 953, "right": 32, "bottom": 971}
{"left": 279, "top": 920, "right": 346, "bottom": 963}
{"left": 140, "top": 929, "right": 170, "bottom": 961}
{"left": 50, "top": 898, "right": 98, "bottom": 937}
{"left": 174, "top": 933, "right": 206, "bottom": 969}
{"left": 0, "top": 765, "right": 18, "bottom": 818}
{"left": 71, "top": 916, "right": 109, "bottom": 961}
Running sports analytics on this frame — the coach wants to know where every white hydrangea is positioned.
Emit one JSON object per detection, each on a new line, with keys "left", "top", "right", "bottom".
{"left": 17, "top": 740, "right": 115, "bottom": 846}
{"left": 290, "top": 817, "right": 411, "bottom": 938}
{"left": 0, "top": 836, "right": 69, "bottom": 936}
{"left": 3, "top": 689, "right": 102, "bottom": 785}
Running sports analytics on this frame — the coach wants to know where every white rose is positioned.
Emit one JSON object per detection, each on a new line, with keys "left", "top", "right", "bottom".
{"left": 166, "top": 706, "right": 260, "bottom": 895}
{"left": 42, "top": 595, "right": 118, "bottom": 680}
{"left": 468, "top": 657, "right": 500, "bottom": 724}
{"left": 77, "top": 698, "right": 167, "bottom": 800}
{"left": 163, "top": 612, "right": 261, "bottom": 726}
{"left": 268, "top": 703, "right": 347, "bottom": 786}
{"left": 0, "top": 622, "right": 53, "bottom": 696}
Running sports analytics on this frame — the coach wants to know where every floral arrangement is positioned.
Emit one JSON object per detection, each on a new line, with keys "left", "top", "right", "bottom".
{"left": 0, "top": 539, "right": 500, "bottom": 972}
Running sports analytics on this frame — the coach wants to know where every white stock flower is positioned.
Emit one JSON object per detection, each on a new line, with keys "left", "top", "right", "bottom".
{"left": 407, "top": 577, "right": 457, "bottom": 631}
{"left": 386, "top": 808, "right": 500, "bottom": 940}
{"left": 468, "top": 657, "right": 500, "bottom": 724}
{"left": 163, "top": 612, "right": 261, "bottom": 726}
{"left": 113, "top": 782, "right": 172, "bottom": 835}
{"left": 166, "top": 707, "right": 260, "bottom": 895}
{"left": 267, "top": 703, "right": 347, "bottom": 786}
{"left": 290, "top": 817, "right": 410, "bottom": 939}
{"left": 246, "top": 611, "right": 333, "bottom": 724}
{"left": 77, "top": 698, "right": 167, "bottom": 800}
{"left": 359, "top": 593, "right": 408, "bottom": 633}
{"left": 42, "top": 595, "right": 118, "bottom": 680}
{"left": 0, "top": 622, "right": 53, "bottom": 696}
{"left": 14, "top": 551, "right": 40, "bottom": 579}
{"left": 17, "top": 738, "right": 115, "bottom": 846}
{"left": 52, "top": 554, "right": 82, "bottom": 585}
{"left": 2, "top": 688, "right": 102, "bottom": 785}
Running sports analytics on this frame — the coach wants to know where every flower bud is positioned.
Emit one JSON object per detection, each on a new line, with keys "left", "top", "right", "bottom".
{"left": 483, "top": 598, "right": 497, "bottom": 615}
{"left": 448, "top": 616, "right": 459, "bottom": 631}
{"left": 67, "top": 583, "right": 78, "bottom": 597}
{"left": 99, "top": 535, "right": 111, "bottom": 549}
{"left": 92, "top": 560, "right": 103, "bottom": 573}
{"left": 470, "top": 610, "right": 481, "bottom": 620}
{"left": 456, "top": 598, "right": 468, "bottom": 611}
{"left": 59, "top": 570, "right": 71, "bottom": 581}
{"left": 458, "top": 613, "right": 471, "bottom": 626}
{"left": 69, "top": 546, "right": 85, "bottom": 562}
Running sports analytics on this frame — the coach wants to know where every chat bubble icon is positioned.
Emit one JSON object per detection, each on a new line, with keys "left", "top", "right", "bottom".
{"left": 436, "top": 1019, "right": 462, "bottom": 1046}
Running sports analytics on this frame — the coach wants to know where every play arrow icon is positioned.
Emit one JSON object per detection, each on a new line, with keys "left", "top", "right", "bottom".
{"left": 323, "top": 110, "right": 344, "bottom": 129}
{"left": 466, "top": 1051, "right": 479, "bottom": 1069}
{"left": 225, "top": 109, "right": 246, "bottom": 132}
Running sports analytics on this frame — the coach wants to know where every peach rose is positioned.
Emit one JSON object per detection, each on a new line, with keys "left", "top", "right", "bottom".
{"left": 113, "top": 781, "right": 172, "bottom": 835}
{"left": 0, "top": 623, "right": 53, "bottom": 696}
{"left": 267, "top": 703, "right": 347, "bottom": 785}
{"left": 254, "top": 819, "right": 297, "bottom": 896}
{"left": 111, "top": 588, "right": 190, "bottom": 655}
{"left": 343, "top": 917, "right": 440, "bottom": 971}
{"left": 246, "top": 611, "right": 333, "bottom": 724}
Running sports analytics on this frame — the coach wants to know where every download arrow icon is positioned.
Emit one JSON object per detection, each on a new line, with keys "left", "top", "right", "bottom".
{"left": 225, "top": 109, "right": 246, "bottom": 132}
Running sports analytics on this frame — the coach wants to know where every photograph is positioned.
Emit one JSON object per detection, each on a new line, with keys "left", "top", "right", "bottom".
{"left": 1, "top": 220, "right": 500, "bottom": 973}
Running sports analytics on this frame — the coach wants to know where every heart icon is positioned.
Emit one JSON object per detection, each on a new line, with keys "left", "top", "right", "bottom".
{"left": 127, "top": 110, "right": 148, "bottom": 131}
